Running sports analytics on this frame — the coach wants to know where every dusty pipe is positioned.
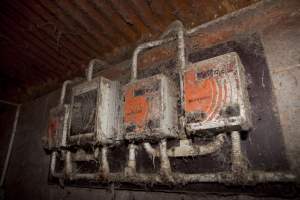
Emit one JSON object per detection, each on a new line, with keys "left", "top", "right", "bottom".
{"left": 101, "top": 146, "right": 110, "bottom": 176}
{"left": 125, "top": 144, "right": 137, "bottom": 176}
{"left": 143, "top": 133, "right": 226, "bottom": 158}
{"left": 87, "top": 59, "right": 107, "bottom": 81}
{"left": 131, "top": 36, "right": 175, "bottom": 82}
{"left": 169, "top": 133, "right": 226, "bottom": 157}
{"left": 65, "top": 151, "right": 72, "bottom": 179}
{"left": 177, "top": 22, "right": 186, "bottom": 120}
{"left": 0, "top": 104, "right": 20, "bottom": 187}
{"left": 159, "top": 21, "right": 186, "bottom": 116}
{"left": 159, "top": 20, "right": 185, "bottom": 71}
{"left": 231, "top": 131, "right": 246, "bottom": 173}
{"left": 50, "top": 151, "right": 64, "bottom": 178}
{"left": 159, "top": 139, "right": 173, "bottom": 181}
{"left": 59, "top": 80, "right": 72, "bottom": 106}
{"left": 131, "top": 21, "right": 186, "bottom": 83}
{"left": 72, "top": 171, "right": 296, "bottom": 185}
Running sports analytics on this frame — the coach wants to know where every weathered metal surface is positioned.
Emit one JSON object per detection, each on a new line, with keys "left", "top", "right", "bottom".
{"left": 0, "top": 0, "right": 259, "bottom": 102}
{"left": 184, "top": 52, "right": 252, "bottom": 134}
{"left": 123, "top": 74, "right": 178, "bottom": 141}
{"left": 38, "top": 1, "right": 295, "bottom": 193}
{"left": 68, "top": 76, "right": 121, "bottom": 146}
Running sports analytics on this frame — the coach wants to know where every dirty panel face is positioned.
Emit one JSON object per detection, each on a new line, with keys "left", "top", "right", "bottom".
{"left": 184, "top": 52, "right": 252, "bottom": 134}
{"left": 123, "top": 76, "right": 162, "bottom": 140}
{"left": 70, "top": 89, "right": 97, "bottom": 136}
{"left": 68, "top": 79, "right": 99, "bottom": 145}
{"left": 123, "top": 74, "right": 178, "bottom": 141}
{"left": 44, "top": 105, "right": 69, "bottom": 150}
{"left": 68, "top": 77, "right": 121, "bottom": 145}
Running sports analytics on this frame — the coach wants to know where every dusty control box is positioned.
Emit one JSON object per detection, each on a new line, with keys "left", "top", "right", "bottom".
{"left": 184, "top": 52, "right": 252, "bottom": 134}
{"left": 123, "top": 74, "right": 178, "bottom": 141}
{"left": 68, "top": 77, "right": 121, "bottom": 145}
{"left": 44, "top": 105, "right": 70, "bottom": 150}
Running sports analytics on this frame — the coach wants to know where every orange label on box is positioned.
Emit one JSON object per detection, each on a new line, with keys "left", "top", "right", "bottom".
{"left": 124, "top": 86, "right": 149, "bottom": 128}
{"left": 184, "top": 68, "right": 226, "bottom": 122}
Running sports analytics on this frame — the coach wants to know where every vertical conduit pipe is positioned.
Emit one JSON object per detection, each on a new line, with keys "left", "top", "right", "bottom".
{"left": 231, "top": 131, "right": 246, "bottom": 174}
{"left": 159, "top": 139, "right": 173, "bottom": 181}
{"left": 0, "top": 103, "right": 20, "bottom": 187}
{"left": 59, "top": 80, "right": 72, "bottom": 106}
{"left": 101, "top": 146, "right": 110, "bottom": 176}
{"left": 50, "top": 80, "right": 73, "bottom": 178}
{"left": 159, "top": 20, "right": 186, "bottom": 114}
{"left": 126, "top": 144, "right": 137, "bottom": 176}
{"left": 50, "top": 152, "right": 63, "bottom": 178}
{"left": 65, "top": 151, "right": 72, "bottom": 179}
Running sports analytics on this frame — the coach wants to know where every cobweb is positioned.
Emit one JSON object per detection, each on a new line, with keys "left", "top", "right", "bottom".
{"left": 70, "top": 89, "right": 97, "bottom": 136}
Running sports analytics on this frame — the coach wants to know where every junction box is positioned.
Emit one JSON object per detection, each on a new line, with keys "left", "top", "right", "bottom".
{"left": 184, "top": 52, "right": 252, "bottom": 134}
{"left": 68, "top": 77, "right": 121, "bottom": 146}
{"left": 123, "top": 74, "right": 178, "bottom": 141}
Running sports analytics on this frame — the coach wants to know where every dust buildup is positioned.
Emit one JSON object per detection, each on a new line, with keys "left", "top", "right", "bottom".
{"left": 70, "top": 89, "right": 97, "bottom": 136}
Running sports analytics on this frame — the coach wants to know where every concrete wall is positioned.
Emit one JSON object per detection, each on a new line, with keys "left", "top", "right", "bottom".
{"left": 261, "top": 14, "right": 300, "bottom": 175}
{"left": 1, "top": 0, "right": 299, "bottom": 199}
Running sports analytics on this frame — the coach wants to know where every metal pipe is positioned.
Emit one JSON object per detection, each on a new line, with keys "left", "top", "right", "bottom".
{"left": 131, "top": 36, "right": 176, "bottom": 82}
{"left": 59, "top": 80, "right": 72, "bottom": 106}
{"left": 0, "top": 104, "right": 21, "bottom": 187}
{"left": 159, "top": 21, "right": 186, "bottom": 129}
{"left": 168, "top": 133, "right": 226, "bottom": 157}
{"left": 125, "top": 144, "right": 137, "bottom": 176}
{"left": 176, "top": 22, "right": 186, "bottom": 122}
{"left": 231, "top": 131, "right": 246, "bottom": 174}
{"left": 131, "top": 21, "right": 186, "bottom": 83}
{"left": 101, "top": 146, "right": 110, "bottom": 176}
{"left": 50, "top": 151, "right": 64, "bottom": 178}
{"left": 142, "top": 134, "right": 226, "bottom": 158}
{"left": 87, "top": 59, "right": 107, "bottom": 81}
{"left": 159, "top": 139, "right": 173, "bottom": 181}
{"left": 65, "top": 151, "right": 72, "bottom": 179}
{"left": 159, "top": 21, "right": 186, "bottom": 72}
{"left": 70, "top": 171, "right": 296, "bottom": 184}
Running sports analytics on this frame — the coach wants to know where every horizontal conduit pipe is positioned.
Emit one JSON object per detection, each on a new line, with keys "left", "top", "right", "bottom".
{"left": 143, "top": 133, "right": 226, "bottom": 158}
{"left": 69, "top": 171, "right": 296, "bottom": 184}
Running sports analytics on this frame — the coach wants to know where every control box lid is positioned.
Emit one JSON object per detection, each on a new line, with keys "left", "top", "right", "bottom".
{"left": 184, "top": 52, "right": 252, "bottom": 133}
{"left": 123, "top": 74, "right": 178, "bottom": 141}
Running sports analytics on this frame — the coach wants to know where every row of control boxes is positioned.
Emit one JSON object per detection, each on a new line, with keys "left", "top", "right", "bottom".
{"left": 44, "top": 52, "right": 252, "bottom": 150}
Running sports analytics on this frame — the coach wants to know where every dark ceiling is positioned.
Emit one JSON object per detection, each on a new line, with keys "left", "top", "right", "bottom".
{"left": 0, "top": 0, "right": 259, "bottom": 103}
